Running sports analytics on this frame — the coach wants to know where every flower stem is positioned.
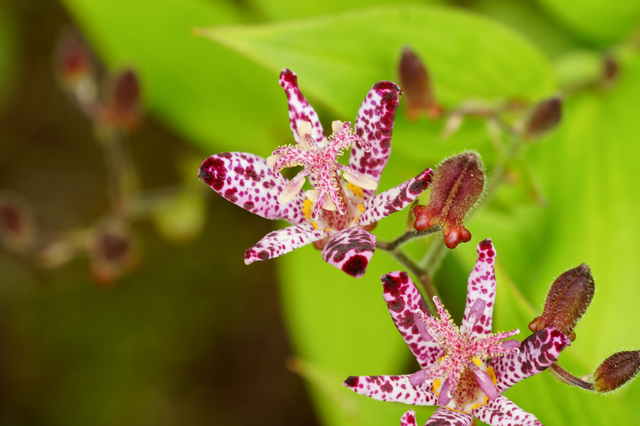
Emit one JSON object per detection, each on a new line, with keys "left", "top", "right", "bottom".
{"left": 548, "top": 362, "right": 595, "bottom": 391}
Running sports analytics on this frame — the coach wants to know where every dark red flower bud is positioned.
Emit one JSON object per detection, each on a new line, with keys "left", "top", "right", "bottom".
{"left": 523, "top": 97, "right": 562, "bottom": 140}
{"left": 90, "top": 221, "right": 137, "bottom": 284}
{"left": 602, "top": 56, "right": 619, "bottom": 85}
{"left": 54, "top": 28, "right": 99, "bottom": 116}
{"left": 103, "top": 69, "right": 142, "bottom": 132}
{"left": 398, "top": 47, "right": 442, "bottom": 121}
{"left": 0, "top": 192, "right": 37, "bottom": 254}
{"left": 529, "top": 264, "right": 594, "bottom": 341}
{"left": 594, "top": 351, "right": 640, "bottom": 393}
{"left": 413, "top": 152, "right": 484, "bottom": 249}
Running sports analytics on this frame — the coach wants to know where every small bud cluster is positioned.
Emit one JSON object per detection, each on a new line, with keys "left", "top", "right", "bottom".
{"left": 398, "top": 47, "right": 443, "bottom": 121}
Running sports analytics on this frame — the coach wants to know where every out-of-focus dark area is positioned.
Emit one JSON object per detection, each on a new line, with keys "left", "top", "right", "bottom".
{"left": 0, "top": 1, "right": 317, "bottom": 424}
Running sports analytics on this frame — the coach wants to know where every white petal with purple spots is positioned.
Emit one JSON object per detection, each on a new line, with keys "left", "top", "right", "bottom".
{"left": 426, "top": 407, "right": 473, "bottom": 426}
{"left": 278, "top": 69, "right": 326, "bottom": 145}
{"left": 460, "top": 238, "right": 497, "bottom": 339}
{"left": 473, "top": 395, "right": 543, "bottom": 426}
{"left": 343, "top": 374, "right": 437, "bottom": 406}
{"left": 351, "top": 81, "right": 402, "bottom": 200}
{"left": 489, "top": 327, "right": 571, "bottom": 394}
{"left": 401, "top": 410, "right": 418, "bottom": 426}
{"left": 321, "top": 227, "right": 376, "bottom": 278}
{"left": 358, "top": 168, "right": 434, "bottom": 227}
{"left": 381, "top": 271, "right": 443, "bottom": 369}
{"left": 199, "top": 152, "right": 307, "bottom": 225}
{"left": 244, "top": 223, "right": 329, "bottom": 265}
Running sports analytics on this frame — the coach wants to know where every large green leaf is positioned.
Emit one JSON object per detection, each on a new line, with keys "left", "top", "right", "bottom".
{"left": 534, "top": 0, "right": 640, "bottom": 45}
{"left": 61, "top": 0, "right": 290, "bottom": 154}
{"left": 199, "top": 4, "right": 555, "bottom": 119}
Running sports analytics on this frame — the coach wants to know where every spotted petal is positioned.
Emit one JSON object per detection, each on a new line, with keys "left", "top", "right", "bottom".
{"left": 401, "top": 410, "right": 418, "bottom": 426}
{"left": 321, "top": 227, "right": 376, "bottom": 278}
{"left": 489, "top": 327, "right": 571, "bottom": 394}
{"left": 351, "top": 81, "right": 402, "bottom": 200}
{"left": 343, "top": 375, "right": 437, "bottom": 406}
{"left": 460, "top": 238, "right": 497, "bottom": 339}
{"left": 426, "top": 406, "right": 473, "bottom": 426}
{"left": 199, "top": 152, "right": 307, "bottom": 225}
{"left": 358, "top": 168, "right": 434, "bottom": 227}
{"left": 244, "top": 223, "right": 329, "bottom": 265}
{"left": 381, "top": 272, "right": 443, "bottom": 369}
{"left": 279, "top": 69, "right": 325, "bottom": 145}
{"left": 473, "top": 395, "right": 542, "bottom": 426}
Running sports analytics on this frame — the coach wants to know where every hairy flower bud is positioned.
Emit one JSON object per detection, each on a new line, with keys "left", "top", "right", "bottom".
{"left": 593, "top": 351, "right": 640, "bottom": 393}
{"left": 103, "top": 69, "right": 142, "bottom": 132}
{"left": 54, "top": 28, "right": 99, "bottom": 117}
{"left": 413, "top": 152, "right": 484, "bottom": 249}
{"left": 0, "top": 192, "right": 37, "bottom": 254}
{"left": 398, "top": 47, "right": 442, "bottom": 121}
{"left": 523, "top": 97, "right": 562, "bottom": 140}
{"left": 529, "top": 264, "right": 594, "bottom": 341}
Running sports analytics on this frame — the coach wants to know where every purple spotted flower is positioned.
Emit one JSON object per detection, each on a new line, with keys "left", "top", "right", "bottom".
{"left": 199, "top": 69, "right": 433, "bottom": 278}
{"left": 344, "top": 239, "right": 572, "bottom": 425}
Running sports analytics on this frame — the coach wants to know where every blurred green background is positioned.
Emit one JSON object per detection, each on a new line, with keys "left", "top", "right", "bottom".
{"left": 1, "top": 0, "right": 640, "bottom": 425}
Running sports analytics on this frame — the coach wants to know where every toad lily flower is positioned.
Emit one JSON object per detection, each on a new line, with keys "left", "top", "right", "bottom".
{"left": 344, "top": 239, "right": 572, "bottom": 425}
{"left": 199, "top": 69, "right": 433, "bottom": 278}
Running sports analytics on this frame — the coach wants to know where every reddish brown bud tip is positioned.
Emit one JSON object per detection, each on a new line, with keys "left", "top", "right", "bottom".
{"left": 54, "top": 28, "right": 99, "bottom": 114}
{"left": 90, "top": 221, "right": 137, "bottom": 284}
{"left": 413, "top": 152, "right": 484, "bottom": 249}
{"left": 602, "top": 56, "right": 619, "bottom": 85}
{"left": 523, "top": 97, "right": 562, "bottom": 140}
{"left": 594, "top": 351, "right": 640, "bottom": 393}
{"left": 103, "top": 69, "right": 142, "bottom": 132}
{"left": 398, "top": 46, "right": 442, "bottom": 121}
{"left": 0, "top": 193, "right": 37, "bottom": 254}
{"left": 529, "top": 264, "right": 594, "bottom": 341}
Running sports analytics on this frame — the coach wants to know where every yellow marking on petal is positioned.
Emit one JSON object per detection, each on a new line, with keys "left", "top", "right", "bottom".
{"left": 311, "top": 222, "right": 318, "bottom": 230}
{"left": 471, "top": 396, "right": 489, "bottom": 411}
{"left": 472, "top": 357, "right": 482, "bottom": 368}
{"left": 323, "top": 228, "right": 330, "bottom": 232}
{"left": 432, "top": 379, "right": 441, "bottom": 392}
{"left": 346, "top": 182, "right": 364, "bottom": 199}
{"left": 358, "top": 203, "right": 365, "bottom": 213}
{"left": 354, "top": 215, "right": 361, "bottom": 223}
{"left": 487, "top": 367, "right": 497, "bottom": 385}
{"left": 302, "top": 199, "right": 313, "bottom": 221}
{"left": 445, "top": 407, "right": 467, "bottom": 414}
{"left": 437, "top": 355, "right": 446, "bottom": 363}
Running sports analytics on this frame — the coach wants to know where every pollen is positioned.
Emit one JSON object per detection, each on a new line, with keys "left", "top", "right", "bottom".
{"left": 432, "top": 378, "right": 441, "bottom": 392}
{"left": 311, "top": 222, "right": 318, "bottom": 230}
{"left": 347, "top": 182, "right": 364, "bottom": 199}
{"left": 487, "top": 367, "right": 497, "bottom": 385}
{"left": 302, "top": 199, "right": 313, "bottom": 221}
{"left": 358, "top": 203, "right": 365, "bottom": 213}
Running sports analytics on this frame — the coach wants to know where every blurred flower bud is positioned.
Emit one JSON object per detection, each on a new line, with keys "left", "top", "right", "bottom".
{"left": 102, "top": 69, "right": 142, "bottom": 132}
{"left": 0, "top": 192, "right": 37, "bottom": 254}
{"left": 522, "top": 97, "right": 562, "bottom": 140}
{"left": 529, "top": 264, "right": 594, "bottom": 341}
{"left": 413, "top": 152, "right": 484, "bottom": 249}
{"left": 54, "top": 28, "right": 99, "bottom": 117}
{"left": 594, "top": 351, "right": 640, "bottom": 393}
{"left": 398, "top": 47, "right": 442, "bottom": 121}
{"left": 153, "top": 189, "right": 206, "bottom": 243}
{"left": 440, "top": 112, "right": 464, "bottom": 140}
{"left": 89, "top": 220, "right": 137, "bottom": 284}
{"left": 601, "top": 56, "right": 619, "bottom": 87}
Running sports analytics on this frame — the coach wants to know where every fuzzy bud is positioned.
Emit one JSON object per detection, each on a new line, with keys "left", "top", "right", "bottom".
{"left": 0, "top": 192, "right": 37, "bottom": 254}
{"left": 594, "top": 351, "right": 640, "bottom": 393}
{"left": 529, "top": 264, "right": 594, "bottom": 341}
{"left": 90, "top": 221, "right": 137, "bottom": 284}
{"left": 54, "top": 28, "right": 99, "bottom": 117}
{"left": 523, "top": 97, "right": 562, "bottom": 140}
{"left": 413, "top": 152, "right": 484, "bottom": 249}
{"left": 103, "top": 69, "right": 142, "bottom": 132}
{"left": 398, "top": 47, "right": 442, "bottom": 121}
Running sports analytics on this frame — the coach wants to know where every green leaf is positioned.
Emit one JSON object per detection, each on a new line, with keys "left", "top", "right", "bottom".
{"left": 61, "top": 0, "right": 289, "bottom": 154}
{"left": 199, "top": 4, "right": 555, "bottom": 119}
{"left": 533, "top": 0, "right": 640, "bottom": 45}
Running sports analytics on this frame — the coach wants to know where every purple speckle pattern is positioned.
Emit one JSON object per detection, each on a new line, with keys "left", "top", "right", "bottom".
{"left": 321, "top": 227, "right": 376, "bottom": 278}
{"left": 351, "top": 81, "right": 402, "bottom": 200}
{"left": 279, "top": 69, "right": 326, "bottom": 145}
{"left": 401, "top": 410, "right": 418, "bottom": 426}
{"left": 489, "top": 327, "right": 571, "bottom": 394}
{"left": 381, "top": 271, "right": 443, "bottom": 368}
{"left": 460, "top": 238, "right": 497, "bottom": 339}
{"left": 244, "top": 223, "right": 330, "bottom": 265}
{"left": 473, "top": 395, "right": 543, "bottom": 426}
{"left": 343, "top": 375, "right": 437, "bottom": 406}
{"left": 359, "top": 168, "right": 434, "bottom": 226}
{"left": 198, "top": 152, "right": 306, "bottom": 225}
{"left": 426, "top": 407, "right": 473, "bottom": 426}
